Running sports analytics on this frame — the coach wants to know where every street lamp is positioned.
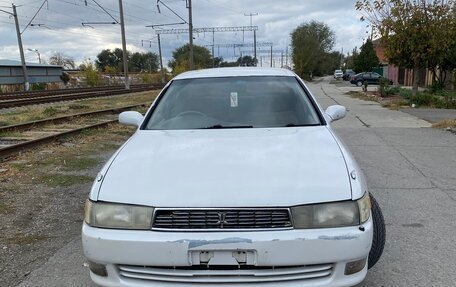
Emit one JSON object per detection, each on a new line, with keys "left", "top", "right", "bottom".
{"left": 27, "top": 48, "right": 41, "bottom": 64}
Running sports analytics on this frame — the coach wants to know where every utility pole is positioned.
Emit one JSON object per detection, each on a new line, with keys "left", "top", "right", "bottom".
{"left": 285, "top": 45, "right": 288, "bottom": 67}
{"left": 244, "top": 13, "right": 258, "bottom": 65}
{"left": 118, "top": 0, "right": 129, "bottom": 89}
{"left": 212, "top": 28, "right": 215, "bottom": 67}
{"left": 281, "top": 51, "right": 284, "bottom": 68}
{"left": 12, "top": 4, "right": 29, "bottom": 91}
{"left": 270, "top": 44, "right": 273, "bottom": 68}
{"left": 253, "top": 30, "right": 257, "bottom": 65}
{"left": 187, "top": 0, "right": 194, "bottom": 70}
{"left": 157, "top": 34, "right": 165, "bottom": 83}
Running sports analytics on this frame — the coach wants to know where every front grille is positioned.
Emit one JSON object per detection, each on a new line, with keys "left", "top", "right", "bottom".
{"left": 118, "top": 264, "right": 333, "bottom": 283}
{"left": 152, "top": 209, "right": 292, "bottom": 230}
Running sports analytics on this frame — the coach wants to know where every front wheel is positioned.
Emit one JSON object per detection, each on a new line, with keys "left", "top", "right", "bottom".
{"left": 356, "top": 80, "right": 363, "bottom": 87}
{"left": 368, "top": 194, "right": 386, "bottom": 269}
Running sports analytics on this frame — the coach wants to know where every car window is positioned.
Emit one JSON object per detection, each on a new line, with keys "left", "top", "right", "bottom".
{"left": 144, "top": 76, "right": 322, "bottom": 130}
{"left": 372, "top": 73, "right": 381, "bottom": 79}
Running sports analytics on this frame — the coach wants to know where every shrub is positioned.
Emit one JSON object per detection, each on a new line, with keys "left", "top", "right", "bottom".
{"left": 384, "top": 85, "right": 402, "bottom": 96}
{"left": 378, "top": 78, "right": 391, "bottom": 97}
{"left": 398, "top": 88, "right": 412, "bottom": 99}
{"left": 30, "top": 83, "right": 46, "bottom": 91}
{"left": 140, "top": 73, "right": 153, "bottom": 84}
{"left": 43, "top": 107, "right": 58, "bottom": 117}
{"left": 60, "top": 72, "right": 71, "bottom": 85}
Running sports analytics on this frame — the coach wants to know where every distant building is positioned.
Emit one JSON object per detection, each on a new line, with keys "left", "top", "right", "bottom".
{"left": 0, "top": 59, "right": 63, "bottom": 86}
{"left": 372, "top": 39, "right": 435, "bottom": 87}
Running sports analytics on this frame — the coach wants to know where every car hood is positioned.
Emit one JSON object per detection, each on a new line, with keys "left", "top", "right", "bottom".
{"left": 98, "top": 127, "right": 352, "bottom": 207}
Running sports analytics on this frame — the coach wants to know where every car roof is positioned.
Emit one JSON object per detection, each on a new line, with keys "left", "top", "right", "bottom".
{"left": 173, "top": 67, "right": 296, "bottom": 80}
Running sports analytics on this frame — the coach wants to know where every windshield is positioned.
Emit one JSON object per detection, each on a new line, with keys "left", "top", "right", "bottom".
{"left": 144, "top": 76, "right": 322, "bottom": 130}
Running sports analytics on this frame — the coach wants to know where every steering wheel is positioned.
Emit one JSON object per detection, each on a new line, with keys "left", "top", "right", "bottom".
{"left": 175, "top": 110, "right": 206, "bottom": 118}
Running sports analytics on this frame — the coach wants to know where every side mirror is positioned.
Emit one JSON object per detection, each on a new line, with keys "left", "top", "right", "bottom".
{"left": 119, "top": 111, "right": 144, "bottom": 127}
{"left": 325, "top": 105, "right": 346, "bottom": 122}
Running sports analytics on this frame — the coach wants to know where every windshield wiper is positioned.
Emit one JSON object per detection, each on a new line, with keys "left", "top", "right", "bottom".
{"left": 201, "top": 124, "right": 253, "bottom": 129}
{"left": 284, "top": 123, "right": 320, "bottom": 127}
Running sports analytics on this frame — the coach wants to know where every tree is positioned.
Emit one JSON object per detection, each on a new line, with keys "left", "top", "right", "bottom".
{"left": 354, "top": 39, "right": 379, "bottom": 72}
{"left": 49, "top": 52, "right": 75, "bottom": 70}
{"left": 237, "top": 55, "right": 258, "bottom": 66}
{"left": 169, "top": 44, "right": 212, "bottom": 74}
{"left": 80, "top": 60, "right": 100, "bottom": 87}
{"left": 345, "top": 47, "right": 359, "bottom": 71}
{"left": 95, "top": 48, "right": 130, "bottom": 72}
{"left": 356, "top": 0, "right": 455, "bottom": 95}
{"left": 291, "top": 21, "right": 335, "bottom": 79}
{"left": 130, "top": 52, "right": 159, "bottom": 72}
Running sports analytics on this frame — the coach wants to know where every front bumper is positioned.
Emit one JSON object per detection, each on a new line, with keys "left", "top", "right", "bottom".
{"left": 82, "top": 219, "right": 373, "bottom": 287}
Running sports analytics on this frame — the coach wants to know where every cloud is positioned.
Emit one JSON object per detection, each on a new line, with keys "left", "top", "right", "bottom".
{"left": 0, "top": 0, "right": 367, "bottom": 67}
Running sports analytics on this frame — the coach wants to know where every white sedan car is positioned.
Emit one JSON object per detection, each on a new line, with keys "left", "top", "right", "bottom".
{"left": 82, "top": 67, "right": 385, "bottom": 287}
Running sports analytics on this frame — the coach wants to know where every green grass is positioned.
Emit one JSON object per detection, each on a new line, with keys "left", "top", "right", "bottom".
{"left": 0, "top": 202, "right": 14, "bottom": 214}
{"left": 68, "top": 103, "right": 89, "bottom": 110}
{"left": 100, "top": 143, "right": 121, "bottom": 151}
{"left": 63, "top": 157, "right": 100, "bottom": 171}
{"left": 6, "top": 233, "right": 49, "bottom": 245}
{"left": 38, "top": 174, "right": 94, "bottom": 188}
{"left": 42, "top": 107, "right": 59, "bottom": 117}
{"left": 0, "top": 131, "right": 24, "bottom": 138}
{"left": 9, "top": 162, "right": 27, "bottom": 171}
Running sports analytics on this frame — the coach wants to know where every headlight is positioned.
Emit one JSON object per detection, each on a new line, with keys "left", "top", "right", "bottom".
{"left": 291, "top": 192, "right": 372, "bottom": 229}
{"left": 292, "top": 201, "right": 360, "bottom": 229}
{"left": 357, "top": 192, "right": 371, "bottom": 224}
{"left": 85, "top": 200, "right": 154, "bottom": 230}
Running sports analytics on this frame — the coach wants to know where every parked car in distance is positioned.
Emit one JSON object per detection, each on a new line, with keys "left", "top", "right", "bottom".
{"left": 350, "top": 72, "right": 393, "bottom": 86}
{"left": 343, "top": 69, "right": 356, "bottom": 81}
{"left": 334, "top": 69, "right": 343, "bottom": 79}
{"left": 82, "top": 67, "right": 386, "bottom": 287}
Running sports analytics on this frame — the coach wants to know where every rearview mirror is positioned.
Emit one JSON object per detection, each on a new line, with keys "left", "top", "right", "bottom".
{"left": 325, "top": 105, "right": 346, "bottom": 122}
{"left": 119, "top": 111, "right": 144, "bottom": 127}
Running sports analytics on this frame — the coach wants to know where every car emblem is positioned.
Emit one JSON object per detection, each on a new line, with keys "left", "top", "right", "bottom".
{"left": 216, "top": 212, "right": 229, "bottom": 228}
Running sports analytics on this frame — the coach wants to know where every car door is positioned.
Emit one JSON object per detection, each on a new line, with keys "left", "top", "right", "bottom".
{"left": 371, "top": 73, "right": 381, "bottom": 84}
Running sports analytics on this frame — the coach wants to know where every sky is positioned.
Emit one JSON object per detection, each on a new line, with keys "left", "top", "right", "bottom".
{"left": 0, "top": 0, "right": 369, "bottom": 69}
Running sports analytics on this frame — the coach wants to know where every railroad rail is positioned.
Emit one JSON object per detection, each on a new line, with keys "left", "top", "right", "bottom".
{"left": 0, "top": 84, "right": 164, "bottom": 109}
{"left": 0, "top": 104, "right": 146, "bottom": 160}
{"left": 0, "top": 84, "right": 156, "bottom": 99}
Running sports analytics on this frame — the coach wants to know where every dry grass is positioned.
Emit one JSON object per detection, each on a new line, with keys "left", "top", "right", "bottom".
{"left": 432, "top": 119, "right": 456, "bottom": 129}
{"left": 0, "top": 123, "right": 136, "bottom": 187}
{"left": 0, "top": 90, "right": 159, "bottom": 127}
{"left": 5, "top": 233, "right": 49, "bottom": 245}
{"left": 346, "top": 91, "right": 379, "bottom": 102}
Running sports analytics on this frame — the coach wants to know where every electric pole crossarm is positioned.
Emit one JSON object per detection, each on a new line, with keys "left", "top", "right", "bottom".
{"left": 146, "top": 22, "right": 185, "bottom": 28}
{"left": 205, "top": 42, "right": 272, "bottom": 49}
{"left": 155, "top": 26, "right": 258, "bottom": 35}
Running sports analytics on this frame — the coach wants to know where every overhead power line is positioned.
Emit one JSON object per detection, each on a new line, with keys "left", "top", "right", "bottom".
{"left": 21, "top": 0, "right": 47, "bottom": 34}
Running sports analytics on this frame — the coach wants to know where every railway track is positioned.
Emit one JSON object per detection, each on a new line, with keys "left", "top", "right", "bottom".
{"left": 0, "top": 104, "right": 146, "bottom": 160}
{"left": 0, "top": 84, "right": 164, "bottom": 109}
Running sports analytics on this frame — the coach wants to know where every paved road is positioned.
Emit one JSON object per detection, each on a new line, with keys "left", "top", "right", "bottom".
{"left": 400, "top": 108, "right": 456, "bottom": 123}
{"left": 17, "top": 77, "right": 456, "bottom": 287}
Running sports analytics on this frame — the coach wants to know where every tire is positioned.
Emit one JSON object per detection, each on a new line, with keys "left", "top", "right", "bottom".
{"left": 356, "top": 80, "right": 363, "bottom": 87}
{"left": 368, "top": 193, "right": 386, "bottom": 269}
